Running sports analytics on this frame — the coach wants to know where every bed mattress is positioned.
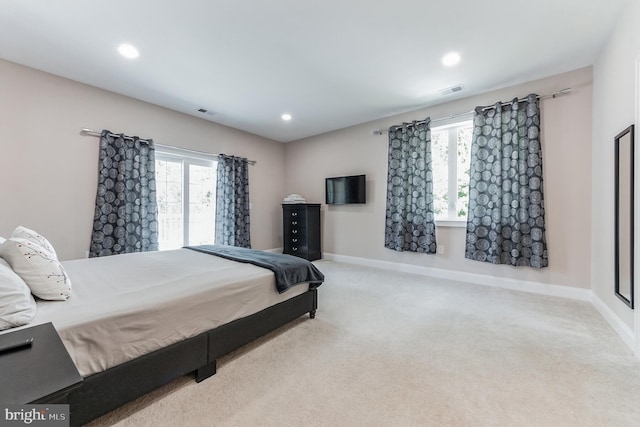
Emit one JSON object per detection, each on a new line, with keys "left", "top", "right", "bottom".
{"left": 16, "top": 249, "right": 308, "bottom": 377}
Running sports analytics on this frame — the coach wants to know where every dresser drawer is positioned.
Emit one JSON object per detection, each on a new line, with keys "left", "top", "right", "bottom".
{"left": 287, "top": 215, "right": 304, "bottom": 228}
{"left": 285, "top": 209, "right": 306, "bottom": 221}
{"left": 286, "top": 225, "right": 306, "bottom": 239}
{"left": 286, "top": 240, "right": 307, "bottom": 255}
{"left": 286, "top": 233, "right": 307, "bottom": 246}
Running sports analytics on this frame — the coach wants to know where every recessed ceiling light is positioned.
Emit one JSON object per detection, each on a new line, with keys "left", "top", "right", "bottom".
{"left": 281, "top": 113, "right": 292, "bottom": 121}
{"left": 442, "top": 52, "right": 461, "bottom": 67}
{"left": 118, "top": 43, "right": 139, "bottom": 59}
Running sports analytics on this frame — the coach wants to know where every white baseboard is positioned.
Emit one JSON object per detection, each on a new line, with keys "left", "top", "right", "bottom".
{"left": 591, "top": 294, "right": 635, "bottom": 351}
{"left": 322, "top": 252, "right": 592, "bottom": 301}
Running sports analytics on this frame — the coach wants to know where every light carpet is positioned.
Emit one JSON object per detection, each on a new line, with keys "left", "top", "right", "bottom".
{"left": 86, "top": 261, "right": 640, "bottom": 426}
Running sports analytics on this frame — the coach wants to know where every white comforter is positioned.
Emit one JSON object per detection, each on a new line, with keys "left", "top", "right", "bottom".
{"left": 24, "top": 249, "right": 307, "bottom": 377}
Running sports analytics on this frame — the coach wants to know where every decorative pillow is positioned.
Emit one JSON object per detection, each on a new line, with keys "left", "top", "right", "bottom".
{"left": 0, "top": 238, "right": 72, "bottom": 301}
{"left": 0, "top": 258, "right": 38, "bottom": 330}
{"left": 11, "top": 225, "right": 57, "bottom": 257}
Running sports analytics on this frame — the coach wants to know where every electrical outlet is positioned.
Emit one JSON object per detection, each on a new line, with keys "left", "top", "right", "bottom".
{"left": 437, "top": 245, "right": 445, "bottom": 255}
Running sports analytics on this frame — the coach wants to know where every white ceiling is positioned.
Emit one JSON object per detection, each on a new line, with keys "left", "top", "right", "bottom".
{"left": 0, "top": 0, "right": 630, "bottom": 142}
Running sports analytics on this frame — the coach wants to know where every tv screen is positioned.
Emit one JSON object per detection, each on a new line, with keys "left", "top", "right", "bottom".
{"left": 325, "top": 174, "right": 366, "bottom": 204}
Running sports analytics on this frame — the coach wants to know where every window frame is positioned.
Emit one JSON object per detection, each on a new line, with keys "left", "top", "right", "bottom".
{"left": 431, "top": 115, "right": 473, "bottom": 227}
{"left": 155, "top": 146, "right": 218, "bottom": 249}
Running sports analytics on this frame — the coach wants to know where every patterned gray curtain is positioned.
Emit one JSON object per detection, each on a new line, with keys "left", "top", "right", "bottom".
{"left": 465, "top": 94, "right": 548, "bottom": 268}
{"left": 215, "top": 154, "right": 251, "bottom": 248}
{"left": 89, "top": 130, "right": 158, "bottom": 257}
{"left": 384, "top": 119, "right": 437, "bottom": 254}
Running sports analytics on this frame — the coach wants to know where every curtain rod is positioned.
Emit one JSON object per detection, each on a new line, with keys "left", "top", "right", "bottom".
{"left": 372, "top": 88, "right": 572, "bottom": 135}
{"left": 80, "top": 128, "right": 257, "bottom": 165}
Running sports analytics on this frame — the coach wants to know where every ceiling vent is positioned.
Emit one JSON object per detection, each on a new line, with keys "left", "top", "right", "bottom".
{"left": 438, "top": 84, "right": 463, "bottom": 96}
{"left": 197, "top": 108, "right": 216, "bottom": 116}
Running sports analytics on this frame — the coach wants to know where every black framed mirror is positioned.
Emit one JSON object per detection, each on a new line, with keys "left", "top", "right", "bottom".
{"left": 615, "top": 124, "right": 634, "bottom": 308}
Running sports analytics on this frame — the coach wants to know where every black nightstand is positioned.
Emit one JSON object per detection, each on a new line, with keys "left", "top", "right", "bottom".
{"left": 0, "top": 322, "right": 83, "bottom": 404}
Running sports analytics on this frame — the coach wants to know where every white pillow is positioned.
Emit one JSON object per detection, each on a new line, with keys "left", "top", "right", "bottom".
{"left": 0, "top": 258, "right": 37, "bottom": 330}
{"left": 0, "top": 239, "right": 72, "bottom": 301}
{"left": 11, "top": 225, "right": 57, "bottom": 257}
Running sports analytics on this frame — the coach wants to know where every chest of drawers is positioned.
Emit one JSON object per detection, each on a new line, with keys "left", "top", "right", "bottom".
{"left": 282, "top": 203, "right": 321, "bottom": 261}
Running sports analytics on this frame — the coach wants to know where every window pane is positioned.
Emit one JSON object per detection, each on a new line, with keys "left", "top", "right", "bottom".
{"left": 188, "top": 163, "right": 217, "bottom": 245}
{"left": 456, "top": 125, "right": 473, "bottom": 218}
{"left": 431, "top": 130, "right": 449, "bottom": 218}
{"left": 156, "top": 158, "right": 184, "bottom": 250}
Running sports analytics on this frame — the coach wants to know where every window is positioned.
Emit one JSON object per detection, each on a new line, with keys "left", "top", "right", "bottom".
{"left": 155, "top": 148, "right": 217, "bottom": 250}
{"left": 431, "top": 119, "right": 473, "bottom": 222}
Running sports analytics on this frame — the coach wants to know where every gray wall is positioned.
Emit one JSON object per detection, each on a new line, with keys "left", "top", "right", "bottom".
{"left": 592, "top": 0, "right": 640, "bottom": 329}
{"left": 284, "top": 67, "right": 593, "bottom": 290}
{"left": 0, "top": 59, "right": 286, "bottom": 260}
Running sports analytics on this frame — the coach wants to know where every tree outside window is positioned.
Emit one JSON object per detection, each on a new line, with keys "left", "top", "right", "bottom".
{"left": 156, "top": 151, "right": 217, "bottom": 250}
{"left": 431, "top": 120, "right": 472, "bottom": 221}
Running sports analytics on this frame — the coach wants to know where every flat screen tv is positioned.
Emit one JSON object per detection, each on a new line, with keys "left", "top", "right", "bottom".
{"left": 325, "top": 174, "right": 366, "bottom": 205}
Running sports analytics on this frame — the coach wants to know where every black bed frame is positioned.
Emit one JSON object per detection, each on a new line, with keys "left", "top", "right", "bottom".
{"left": 64, "top": 289, "right": 317, "bottom": 426}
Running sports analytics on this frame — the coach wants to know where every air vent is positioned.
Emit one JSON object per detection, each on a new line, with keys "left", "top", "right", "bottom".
{"left": 197, "top": 108, "right": 216, "bottom": 116}
{"left": 438, "top": 84, "right": 463, "bottom": 95}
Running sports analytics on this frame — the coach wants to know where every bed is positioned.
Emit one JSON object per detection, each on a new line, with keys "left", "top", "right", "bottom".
{"left": 0, "top": 243, "right": 323, "bottom": 426}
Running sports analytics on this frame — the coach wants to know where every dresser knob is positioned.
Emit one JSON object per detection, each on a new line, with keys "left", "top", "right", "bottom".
{"left": 292, "top": 221, "right": 298, "bottom": 225}
{"left": 292, "top": 212, "right": 297, "bottom": 217}
{"left": 292, "top": 247, "right": 298, "bottom": 251}
{"left": 292, "top": 238, "right": 298, "bottom": 242}
{"left": 292, "top": 230, "right": 298, "bottom": 234}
